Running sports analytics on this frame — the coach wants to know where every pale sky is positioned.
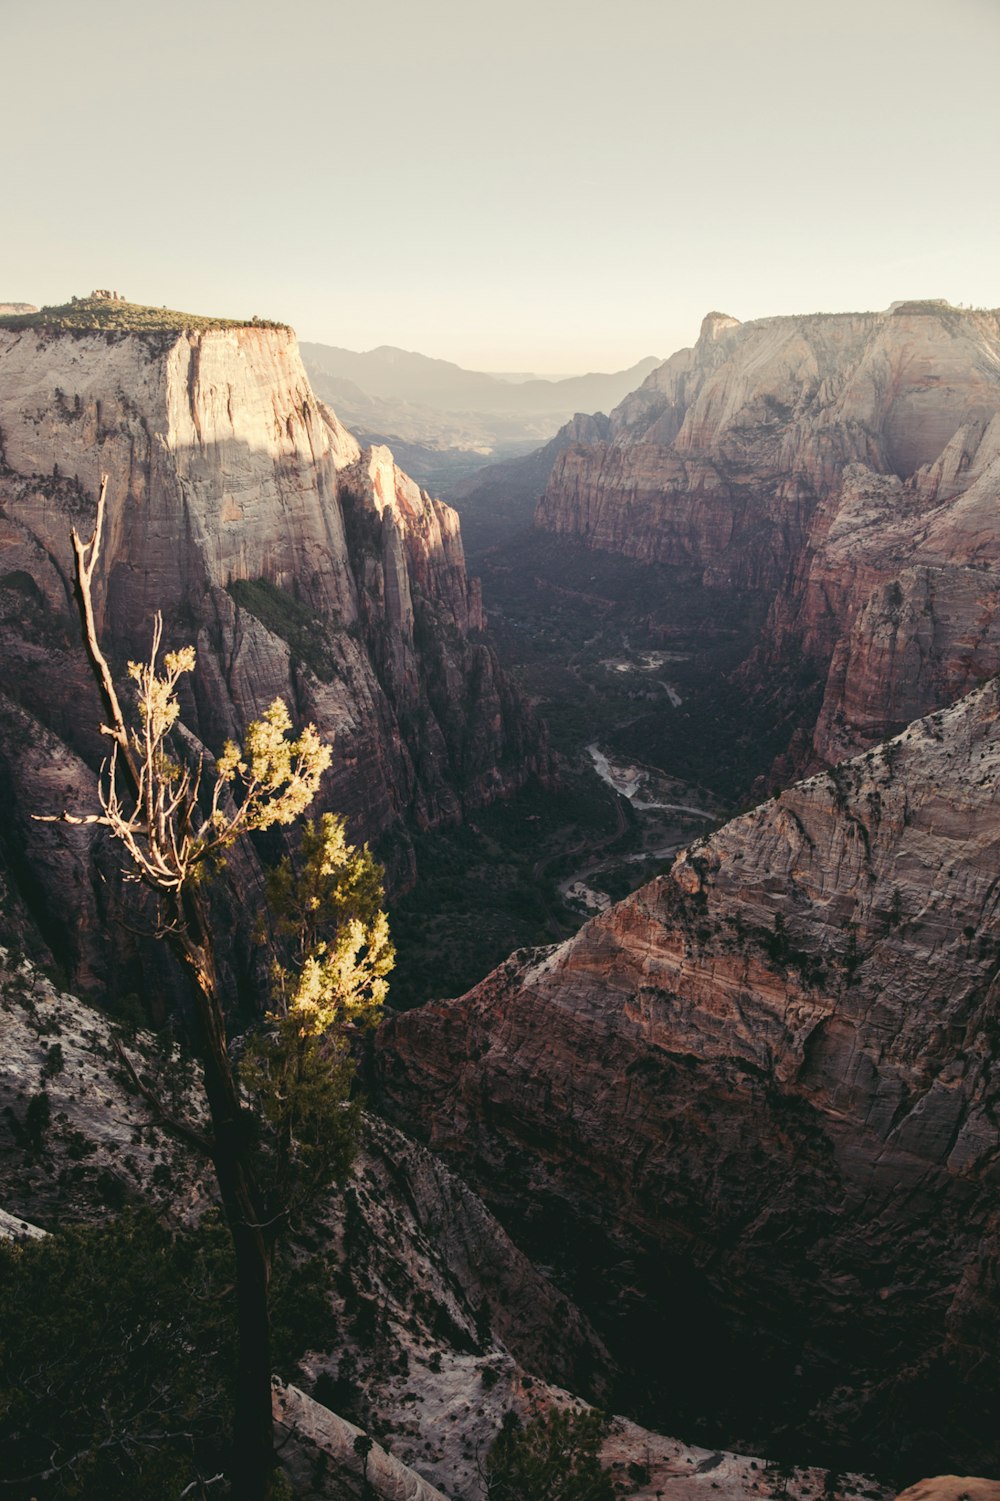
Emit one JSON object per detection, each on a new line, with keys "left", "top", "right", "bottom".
{"left": 2, "top": 0, "right": 998, "bottom": 372}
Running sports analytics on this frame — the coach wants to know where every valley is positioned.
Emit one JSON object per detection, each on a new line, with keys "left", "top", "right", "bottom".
{"left": 3, "top": 293, "right": 1000, "bottom": 1500}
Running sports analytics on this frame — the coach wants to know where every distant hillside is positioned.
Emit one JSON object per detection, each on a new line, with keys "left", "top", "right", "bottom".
{"left": 299, "top": 342, "right": 659, "bottom": 492}
{"left": 300, "top": 342, "right": 659, "bottom": 417}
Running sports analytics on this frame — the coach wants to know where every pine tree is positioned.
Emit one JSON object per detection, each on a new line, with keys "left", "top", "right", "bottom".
{"left": 39, "top": 476, "right": 391, "bottom": 1499}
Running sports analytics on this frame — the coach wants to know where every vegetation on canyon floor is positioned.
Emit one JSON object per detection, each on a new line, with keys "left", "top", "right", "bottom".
{"left": 485, "top": 1407, "right": 614, "bottom": 1501}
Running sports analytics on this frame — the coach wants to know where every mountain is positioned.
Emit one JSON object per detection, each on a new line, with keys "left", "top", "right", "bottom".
{"left": 299, "top": 342, "right": 659, "bottom": 493}
{"left": 300, "top": 342, "right": 661, "bottom": 418}
{"left": 1, "top": 943, "right": 893, "bottom": 1501}
{"left": 0, "top": 298, "right": 545, "bottom": 992}
{"left": 446, "top": 412, "right": 612, "bottom": 554}
{"left": 378, "top": 676, "right": 1000, "bottom": 1481}
{"left": 535, "top": 302, "right": 1000, "bottom": 772}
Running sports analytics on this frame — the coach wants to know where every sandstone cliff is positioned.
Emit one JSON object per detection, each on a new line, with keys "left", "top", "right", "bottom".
{"left": 0, "top": 311, "right": 544, "bottom": 986}
{"left": 536, "top": 303, "right": 1000, "bottom": 767}
{"left": 377, "top": 677, "right": 1000, "bottom": 1482}
{"left": 0, "top": 948, "right": 890, "bottom": 1500}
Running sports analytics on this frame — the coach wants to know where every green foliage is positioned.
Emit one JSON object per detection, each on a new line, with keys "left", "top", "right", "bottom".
{"left": 24, "top": 1090, "right": 51, "bottom": 1149}
{"left": 40, "top": 1041, "right": 65, "bottom": 1079}
{"left": 485, "top": 1408, "right": 614, "bottom": 1501}
{"left": 241, "top": 815, "right": 393, "bottom": 1215}
{"left": 0, "top": 296, "right": 287, "bottom": 336}
{"left": 100, "top": 622, "right": 332, "bottom": 889}
{"left": 0, "top": 1211, "right": 333, "bottom": 1500}
{"left": 228, "top": 577, "right": 337, "bottom": 681}
{"left": 0, "top": 1211, "right": 230, "bottom": 1498}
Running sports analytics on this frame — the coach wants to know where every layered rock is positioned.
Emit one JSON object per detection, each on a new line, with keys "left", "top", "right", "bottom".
{"left": 0, "top": 313, "right": 544, "bottom": 985}
{"left": 377, "top": 678, "right": 1000, "bottom": 1481}
{"left": 536, "top": 302, "right": 1000, "bottom": 766}
{"left": 0, "top": 948, "right": 891, "bottom": 1500}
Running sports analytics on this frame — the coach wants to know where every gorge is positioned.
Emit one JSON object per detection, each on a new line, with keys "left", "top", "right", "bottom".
{"left": 3, "top": 292, "right": 1000, "bottom": 1499}
{"left": 0, "top": 300, "right": 544, "bottom": 998}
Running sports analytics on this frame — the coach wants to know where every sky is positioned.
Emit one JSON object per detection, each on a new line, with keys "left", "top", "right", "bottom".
{"left": 2, "top": 0, "right": 998, "bottom": 372}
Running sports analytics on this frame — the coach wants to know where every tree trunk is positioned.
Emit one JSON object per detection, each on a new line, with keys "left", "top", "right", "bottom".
{"left": 230, "top": 1220, "right": 275, "bottom": 1501}
{"left": 173, "top": 887, "right": 276, "bottom": 1501}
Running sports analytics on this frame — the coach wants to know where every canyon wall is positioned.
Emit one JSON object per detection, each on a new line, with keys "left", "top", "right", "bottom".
{"left": 378, "top": 678, "right": 1000, "bottom": 1480}
{"left": 536, "top": 302, "right": 1000, "bottom": 766}
{"left": 0, "top": 318, "right": 544, "bottom": 987}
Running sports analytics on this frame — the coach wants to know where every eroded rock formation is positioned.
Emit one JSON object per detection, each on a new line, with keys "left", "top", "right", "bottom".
{"left": 0, "top": 948, "right": 891, "bottom": 1500}
{"left": 377, "top": 678, "right": 1000, "bottom": 1481}
{"left": 0, "top": 316, "right": 544, "bottom": 986}
{"left": 536, "top": 302, "right": 1000, "bottom": 768}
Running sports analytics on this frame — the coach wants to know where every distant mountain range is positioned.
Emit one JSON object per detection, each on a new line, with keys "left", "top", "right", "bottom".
{"left": 299, "top": 342, "right": 660, "bottom": 492}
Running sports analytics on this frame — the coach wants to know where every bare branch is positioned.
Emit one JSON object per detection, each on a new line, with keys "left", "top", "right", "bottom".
{"left": 70, "top": 476, "right": 142, "bottom": 796}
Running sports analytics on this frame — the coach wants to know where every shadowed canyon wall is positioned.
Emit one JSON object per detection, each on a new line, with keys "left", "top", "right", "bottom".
{"left": 378, "top": 677, "right": 1000, "bottom": 1480}
{"left": 537, "top": 302, "right": 1000, "bottom": 770}
{"left": 0, "top": 321, "right": 544, "bottom": 989}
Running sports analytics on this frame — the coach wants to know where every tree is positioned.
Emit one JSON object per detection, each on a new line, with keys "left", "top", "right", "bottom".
{"left": 0, "top": 1211, "right": 335, "bottom": 1499}
{"left": 242, "top": 812, "right": 393, "bottom": 1218}
{"left": 484, "top": 1407, "right": 614, "bottom": 1501}
{"left": 39, "top": 477, "right": 391, "bottom": 1499}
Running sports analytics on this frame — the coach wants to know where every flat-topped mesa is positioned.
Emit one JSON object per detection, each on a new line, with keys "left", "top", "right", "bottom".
{"left": 377, "top": 675, "right": 1000, "bottom": 1480}
{"left": 536, "top": 301, "right": 1000, "bottom": 765}
{"left": 0, "top": 305, "right": 545, "bottom": 985}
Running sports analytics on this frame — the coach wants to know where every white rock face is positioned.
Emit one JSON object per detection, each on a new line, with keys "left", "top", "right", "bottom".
{"left": 537, "top": 301, "right": 1000, "bottom": 770}
{"left": 0, "top": 1207, "right": 46, "bottom": 1240}
{"left": 274, "top": 1382, "right": 450, "bottom": 1501}
{"left": 0, "top": 319, "right": 543, "bottom": 985}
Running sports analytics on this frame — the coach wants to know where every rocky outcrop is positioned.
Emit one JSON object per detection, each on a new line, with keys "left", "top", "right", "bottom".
{"left": 895, "top": 1480, "right": 1000, "bottom": 1501}
{"left": 0, "top": 945, "right": 611, "bottom": 1497}
{"left": 377, "top": 677, "right": 1000, "bottom": 1482}
{"left": 447, "top": 410, "right": 613, "bottom": 553}
{"left": 0, "top": 947, "right": 893, "bottom": 1500}
{"left": 273, "top": 1382, "right": 450, "bottom": 1501}
{"left": 536, "top": 303, "right": 1000, "bottom": 768}
{"left": 0, "top": 314, "right": 545, "bottom": 985}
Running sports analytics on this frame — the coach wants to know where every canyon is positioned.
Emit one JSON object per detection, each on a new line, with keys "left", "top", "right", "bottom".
{"left": 378, "top": 675, "right": 1000, "bottom": 1483}
{"left": 4, "top": 293, "right": 1000, "bottom": 1497}
{"left": 532, "top": 302, "right": 1000, "bottom": 773}
{"left": 0, "top": 302, "right": 545, "bottom": 993}
{"left": 300, "top": 343, "right": 660, "bottom": 495}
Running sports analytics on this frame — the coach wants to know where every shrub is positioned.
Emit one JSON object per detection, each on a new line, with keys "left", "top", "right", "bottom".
{"left": 0, "top": 1211, "right": 332, "bottom": 1500}
{"left": 0, "top": 296, "right": 287, "bottom": 337}
{"left": 485, "top": 1407, "right": 614, "bottom": 1501}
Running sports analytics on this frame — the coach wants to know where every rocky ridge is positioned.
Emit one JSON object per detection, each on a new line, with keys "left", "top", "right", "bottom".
{"left": 0, "top": 949, "right": 890, "bottom": 1500}
{"left": 536, "top": 302, "right": 1000, "bottom": 768}
{"left": 377, "top": 676, "right": 1000, "bottom": 1482}
{"left": 0, "top": 313, "right": 544, "bottom": 988}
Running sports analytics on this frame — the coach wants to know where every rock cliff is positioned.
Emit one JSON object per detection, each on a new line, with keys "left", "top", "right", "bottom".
{"left": 0, "top": 948, "right": 890, "bottom": 1500}
{"left": 536, "top": 303, "right": 1000, "bottom": 767}
{"left": 377, "top": 677, "right": 1000, "bottom": 1482}
{"left": 0, "top": 309, "right": 544, "bottom": 986}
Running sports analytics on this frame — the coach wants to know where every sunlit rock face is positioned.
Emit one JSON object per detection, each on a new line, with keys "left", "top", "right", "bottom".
{"left": 0, "top": 321, "right": 544, "bottom": 986}
{"left": 377, "top": 678, "right": 1000, "bottom": 1481}
{"left": 537, "top": 302, "right": 1000, "bottom": 767}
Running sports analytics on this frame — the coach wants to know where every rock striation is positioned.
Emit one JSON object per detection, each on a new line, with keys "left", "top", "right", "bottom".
{"left": 0, "top": 947, "right": 891, "bottom": 1500}
{"left": 536, "top": 303, "right": 1000, "bottom": 768}
{"left": 377, "top": 677, "right": 1000, "bottom": 1481}
{"left": 0, "top": 313, "right": 545, "bottom": 985}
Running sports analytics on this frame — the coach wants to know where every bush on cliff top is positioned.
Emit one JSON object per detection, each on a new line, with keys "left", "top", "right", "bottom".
{"left": 0, "top": 296, "right": 288, "bottom": 335}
